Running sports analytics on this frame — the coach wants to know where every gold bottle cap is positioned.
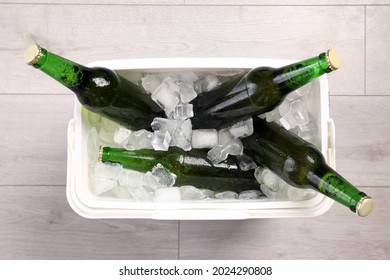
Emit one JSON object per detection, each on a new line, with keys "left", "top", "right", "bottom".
{"left": 24, "top": 44, "right": 42, "bottom": 65}
{"left": 98, "top": 146, "right": 104, "bottom": 162}
{"left": 356, "top": 196, "right": 374, "bottom": 217}
{"left": 325, "top": 49, "right": 340, "bottom": 71}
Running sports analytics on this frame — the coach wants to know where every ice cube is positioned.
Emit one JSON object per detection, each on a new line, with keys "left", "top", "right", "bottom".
{"left": 173, "top": 103, "right": 194, "bottom": 120}
{"left": 279, "top": 99, "right": 309, "bottom": 130}
{"left": 260, "top": 180, "right": 289, "bottom": 199}
{"left": 296, "top": 121, "right": 318, "bottom": 144}
{"left": 111, "top": 185, "right": 132, "bottom": 199}
{"left": 154, "top": 187, "right": 181, "bottom": 202}
{"left": 180, "top": 119, "right": 192, "bottom": 140}
{"left": 191, "top": 129, "right": 218, "bottom": 149}
{"left": 290, "top": 99, "right": 309, "bottom": 125}
{"left": 286, "top": 82, "right": 313, "bottom": 101}
{"left": 151, "top": 131, "right": 171, "bottom": 151}
{"left": 278, "top": 99, "right": 291, "bottom": 116}
{"left": 260, "top": 178, "right": 289, "bottom": 199}
{"left": 97, "top": 117, "right": 121, "bottom": 144}
{"left": 172, "top": 127, "right": 192, "bottom": 151}
{"left": 179, "top": 72, "right": 199, "bottom": 85}
{"left": 114, "top": 127, "right": 132, "bottom": 145}
{"left": 261, "top": 109, "right": 281, "bottom": 123}
{"left": 98, "top": 127, "right": 113, "bottom": 144}
{"left": 128, "top": 186, "right": 154, "bottom": 201}
{"left": 194, "top": 74, "right": 221, "bottom": 93}
{"left": 171, "top": 119, "right": 192, "bottom": 151}
{"left": 153, "top": 118, "right": 192, "bottom": 151}
{"left": 90, "top": 178, "right": 117, "bottom": 196}
{"left": 90, "top": 162, "right": 121, "bottom": 196}
{"left": 118, "top": 169, "right": 145, "bottom": 187}
{"left": 92, "top": 162, "right": 122, "bottom": 180}
{"left": 98, "top": 119, "right": 120, "bottom": 144}
{"left": 142, "top": 171, "right": 165, "bottom": 191}
{"left": 260, "top": 184, "right": 279, "bottom": 199}
{"left": 163, "top": 77, "right": 180, "bottom": 92}
{"left": 266, "top": 182, "right": 288, "bottom": 198}
{"left": 88, "top": 127, "right": 99, "bottom": 165}
{"left": 279, "top": 114, "right": 296, "bottom": 130}
{"left": 207, "top": 139, "right": 243, "bottom": 164}
{"left": 218, "top": 128, "right": 234, "bottom": 145}
{"left": 141, "top": 74, "right": 162, "bottom": 94}
{"left": 158, "top": 72, "right": 181, "bottom": 81}
{"left": 178, "top": 82, "right": 197, "bottom": 103}
{"left": 151, "top": 117, "right": 178, "bottom": 133}
{"left": 180, "top": 185, "right": 206, "bottom": 200}
{"left": 229, "top": 118, "right": 254, "bottom": 139}
{"left": 254, "top": 167, "right": 286, "bottom": 191}
{"left": 152, "top": 83, "right": 180, "bottom": 114}
{"left": 262, "top": 169, "right": 281, "bottom": 190}
{"left": 287, "top": 186, "right": 316, "bottom": 201}
{"left": 238, "top": 190, "right": 262, "bottom": 200}
{"left": 151, "top": 163, "right": 177, "bottom": 187}
{"left": 204, "top": 75, "right": 222, "bottom": 91}
{"left": 200, "top": 189, "right": 215, "bottom": 200}
{"left": 124, "top": 129, "right": 153, "bottom": 150}
{"left": 235, "top": 154, "right": 257, "bottom": 171}
{"left": 215, "top": 191, "right": 238, "bottom": 200}
{"left": 254, "top": 166, "right": 265, "bottom": 184}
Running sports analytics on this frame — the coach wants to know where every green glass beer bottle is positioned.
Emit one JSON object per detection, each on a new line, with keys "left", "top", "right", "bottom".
{"left": 242, "top": 117, "right": 374, "bottom": 216}
{"left": 191, "top": 50, "right": 340, "bottom": 130}
{"left": 99, "top": 146, "right": 260, "bottom": 193}
{"left": 24, "top": 44, "right": 164, "bottom": 130}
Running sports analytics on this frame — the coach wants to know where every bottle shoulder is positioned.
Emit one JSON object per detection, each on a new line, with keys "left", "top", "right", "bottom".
{"left": 85, "top": 67, "right": 119, "bottom": 84}
{"left": 246, "top": 66, "right": 275, "bottom": 82}
{"left": 73, "top": 66, "right": 120, "bottom": 107}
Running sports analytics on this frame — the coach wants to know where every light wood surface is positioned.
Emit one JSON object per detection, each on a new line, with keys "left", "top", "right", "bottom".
{"left": 0, "top": 1, "right": 389, "bottom": 260}
{"left": 180, "top": 187, "right": 389, "bottom": 260}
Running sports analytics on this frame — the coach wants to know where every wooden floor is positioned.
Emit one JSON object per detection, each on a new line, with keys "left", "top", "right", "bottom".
{"left": 1, "top": 1, "right": 389, "bottom": 260}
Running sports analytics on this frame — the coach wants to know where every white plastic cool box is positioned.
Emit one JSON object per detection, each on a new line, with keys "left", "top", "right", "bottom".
{"left": 66, "top": 58, "right": 335, "bottom": 220}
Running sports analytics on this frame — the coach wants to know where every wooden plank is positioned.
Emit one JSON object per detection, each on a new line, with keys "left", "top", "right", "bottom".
{"left": 330, "top": 96, "right": 390, "bottom": 187}
{"left": 366, "top": 6, "right": 390, "bottom": 96}
{"left": 1, "top": 4, "right": 364, "bottom": 95}
{"left": 179, "top": 186, "right": 390, "bottom": 260}
{"left": 0, "top": 94, "right": 73, "bottom": 186}
{"left": 2, "top": 0, "right": 389, "bottom": 5}
{"left": 1, "top": 0, "right": 183, "bottom": 4}
{"left": 0, "top": 185, "right": 179, "bottom": 259}
{"left": 186, "top": 1, "right": 390, "bottom": 5}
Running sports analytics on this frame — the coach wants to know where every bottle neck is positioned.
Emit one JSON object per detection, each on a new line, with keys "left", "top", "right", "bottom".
{"left": 100, "top": 147, "right": 163, "bottom": 173}
{"left": 273, "top": 50, "right": 339, "bottom": 93}
{"left": 30, "top": 46, "right": 87, "bottom": 89}
{"left": 307, "top": 164, "right": 373, "bottom": 216}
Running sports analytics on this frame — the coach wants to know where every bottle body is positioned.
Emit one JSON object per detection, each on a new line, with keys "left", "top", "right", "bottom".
{"left": 191, "top": 50, "right": 339, "bottom": 130}
{"left": 25, "top": 44, "right": 164, "bottom": 130}
{"left": 99, "top": 146, "right": 260, "bottom": 193}
{"left": 242, "top": 117, "right": 373, "bottom": 216}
